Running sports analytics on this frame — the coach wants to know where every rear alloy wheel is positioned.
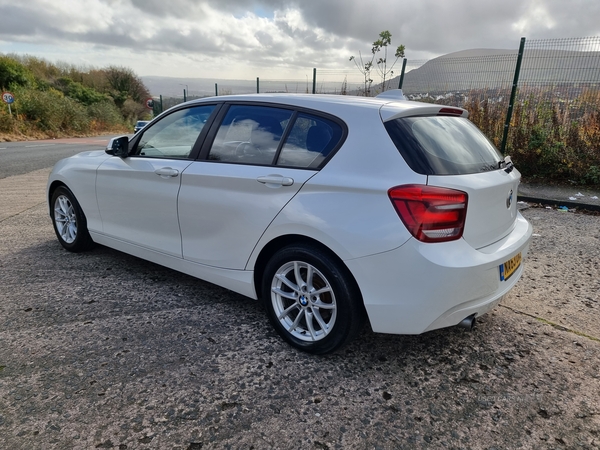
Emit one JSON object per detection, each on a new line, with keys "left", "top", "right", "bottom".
{"left": 263, "top": 245, "right": 364, "bottom": 354}
{"left": 50, "top": 186, "right": 94, "bottom": 252}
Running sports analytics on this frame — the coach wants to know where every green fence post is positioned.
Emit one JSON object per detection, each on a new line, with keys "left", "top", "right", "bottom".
{"left": 215, "top": 83, "right": 218, "bottom": 96}
{"left": 160, "top": 95, "right": 163, "bottom": 113}
{"left": 398, "top": 58, "right": 407, "bottom": 89}
{"left": 257, "top": 77, "right": 260, "bottom": 94}
{"left": 183, "top": 89, "right": 187, "bottom": 102}
{"left": 312, "top": 68, "right": 316, "bottom": 94}
{"left": 501, "top": 37, "right": 526, "bottom": 154}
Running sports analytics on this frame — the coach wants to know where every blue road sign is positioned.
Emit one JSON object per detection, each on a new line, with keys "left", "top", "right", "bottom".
{"left": 2, "top": 92, "right": 15, "bottom": 104}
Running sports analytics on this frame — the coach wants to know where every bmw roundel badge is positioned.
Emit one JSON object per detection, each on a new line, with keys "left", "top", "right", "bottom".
{"left": 506, "top": 189, "right": 513, "bottom": 209}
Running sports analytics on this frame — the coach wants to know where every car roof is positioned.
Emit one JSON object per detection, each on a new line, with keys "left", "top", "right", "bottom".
{"left": 186, "top": 93, "right": 468, "bottom": 121}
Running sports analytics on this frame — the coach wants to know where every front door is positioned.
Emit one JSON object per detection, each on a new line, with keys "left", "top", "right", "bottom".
{"left": 95, "top": 105, "right": 216, "bottom": 257}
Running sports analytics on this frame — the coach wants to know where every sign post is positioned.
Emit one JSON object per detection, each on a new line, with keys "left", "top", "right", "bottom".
{"left": 2, "top": 91, "right": 15, "bottom": 116}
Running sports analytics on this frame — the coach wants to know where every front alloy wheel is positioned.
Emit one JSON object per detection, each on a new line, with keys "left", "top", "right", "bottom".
{"left": 50, "top": 186, "right": 94, "bottom": 252}
{"left": 54, "top": 194, "right": 77, "bottom": 244}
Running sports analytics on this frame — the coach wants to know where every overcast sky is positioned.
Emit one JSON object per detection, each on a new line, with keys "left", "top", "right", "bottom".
{"left": 1, "top": 0, "right": 598, "bottom": 84}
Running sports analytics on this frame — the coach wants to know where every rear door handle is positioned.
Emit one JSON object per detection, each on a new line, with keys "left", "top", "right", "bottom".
{"left": 155, "top": 167, "right": 180, "bottom": 178}
{"left": 257, "top": 175, "right": 294, "bottom": 187}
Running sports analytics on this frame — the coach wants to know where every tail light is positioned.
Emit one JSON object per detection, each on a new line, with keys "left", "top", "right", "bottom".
{"left": 388, "top": 184, "right": 468, "bottom": 243}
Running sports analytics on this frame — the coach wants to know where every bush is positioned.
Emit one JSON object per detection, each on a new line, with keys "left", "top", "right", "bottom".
{"left": 57, "top": 77, "right": 109, "bottom": 105}
{"left": 0, "top": 110, "right": 15, "bottom": 133}
{"left": 442, "top": 87, "right": 600, "bottom": 185}
{"left": 0, "top": 56, "right": 35, "bottom": 89}
{"left": 87, "top": 101, "right": 125, "bottom": 131}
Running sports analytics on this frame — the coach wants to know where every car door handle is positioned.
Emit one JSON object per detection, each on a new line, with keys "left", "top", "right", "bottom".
{"left": 154, "top": 167, "right": 180, "bottom": 178}
{"left": 257, "top": 175, "right": 294, "bottom": 187}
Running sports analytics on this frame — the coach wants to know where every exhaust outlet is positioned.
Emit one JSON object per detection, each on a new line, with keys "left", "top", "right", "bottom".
{"left": 458, "top": 314, "right": 476, "bottom": 331}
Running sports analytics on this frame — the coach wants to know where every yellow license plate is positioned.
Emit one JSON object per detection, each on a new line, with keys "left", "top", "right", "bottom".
{"left": 500, "top": 252, "right": 522, "bottom": 281}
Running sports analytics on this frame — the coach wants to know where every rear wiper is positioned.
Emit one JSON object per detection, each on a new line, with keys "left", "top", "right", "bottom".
{"left": 499, "top": 155, "right": 514, "bottom": 173}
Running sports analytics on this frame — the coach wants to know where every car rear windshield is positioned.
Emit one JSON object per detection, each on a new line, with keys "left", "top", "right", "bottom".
{"left": 384, "top": 116, "right": 503, "bottom": 175}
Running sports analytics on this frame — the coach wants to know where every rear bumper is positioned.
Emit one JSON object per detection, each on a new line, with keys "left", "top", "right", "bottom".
{"left": 346, "top": 212, "right": 532, "bottom": 335}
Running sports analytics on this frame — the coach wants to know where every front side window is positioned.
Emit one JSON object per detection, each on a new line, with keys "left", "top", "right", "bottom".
{"left": 135, "top": 105, "right": 215, "bottom": 159}
{"left": 385, "top": 116, "right": 503, "bottom": 175}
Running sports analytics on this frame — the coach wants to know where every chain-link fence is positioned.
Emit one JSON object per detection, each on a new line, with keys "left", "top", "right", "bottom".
{"left": 509, "top": 38, "right": 600, "bottom": 183}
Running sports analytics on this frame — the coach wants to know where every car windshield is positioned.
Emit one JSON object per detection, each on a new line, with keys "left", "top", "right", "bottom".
{"left": 385, "top": 116, "right": 503, "bottom": 175}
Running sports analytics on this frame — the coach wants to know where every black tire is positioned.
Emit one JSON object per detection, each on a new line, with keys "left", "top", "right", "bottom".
{"left": 262, "top": 244, "right": 365, "bottom": 354}
{"left": 50, "top": 186, "right": 94, "bottom": 252}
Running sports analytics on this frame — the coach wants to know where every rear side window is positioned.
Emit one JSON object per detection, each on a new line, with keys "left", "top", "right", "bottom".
{"left": 385, "top": 116, "right": 503, "bottom": 175}
{"left": 277, "top": 114, "right": 342, "bottom": 169}
{"left": 206, "top": 104, "right": 345, "bottom": 169}
{"left": 208, "top": 105, "right": 292, "bottom": 165}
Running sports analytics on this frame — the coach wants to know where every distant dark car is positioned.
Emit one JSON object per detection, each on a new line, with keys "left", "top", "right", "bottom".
{"left": 134, "top": 120, "right": 150, "bottom": 133}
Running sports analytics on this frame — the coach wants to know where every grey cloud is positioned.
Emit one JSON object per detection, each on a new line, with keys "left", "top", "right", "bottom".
{"left": 126, "top": 0, "right": 291, "bottom": 19}
{"left": 0, "top": 4, "right": 61, "bottom": 40}
{"left": 291, "top": 0, "right": 600, "bottom": 56}
{"left": 1, "top": 0, "right": 598, "bottom": 78}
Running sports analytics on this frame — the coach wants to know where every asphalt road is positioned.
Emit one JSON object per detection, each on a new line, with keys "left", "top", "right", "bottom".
{"left": 0, "top": 136, "right": 115, "bottom": 179}
{"left": 0, "top": 140, "right": 599, "bottom": 449}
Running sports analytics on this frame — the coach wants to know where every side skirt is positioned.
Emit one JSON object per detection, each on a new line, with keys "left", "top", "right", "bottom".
{"left": 89, "top": 232, "right": 258, "bottom": 300}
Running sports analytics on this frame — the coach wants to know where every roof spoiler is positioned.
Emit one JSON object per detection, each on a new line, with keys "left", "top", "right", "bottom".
{"left": 375, "top": 89, "right": 406, "bottom": 101}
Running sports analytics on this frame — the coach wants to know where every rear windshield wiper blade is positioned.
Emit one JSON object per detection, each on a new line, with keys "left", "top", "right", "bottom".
{"left": 499, "top": 156, "right": 514, "bottom": 173}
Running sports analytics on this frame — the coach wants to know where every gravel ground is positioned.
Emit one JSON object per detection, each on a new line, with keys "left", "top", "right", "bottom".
{"left": 0, "top": 173, "right": 599, "bottom": 449}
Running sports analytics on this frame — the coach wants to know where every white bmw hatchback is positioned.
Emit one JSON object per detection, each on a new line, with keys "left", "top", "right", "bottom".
{"left": 48, "top": 91, "right": 532, "bottom": 354}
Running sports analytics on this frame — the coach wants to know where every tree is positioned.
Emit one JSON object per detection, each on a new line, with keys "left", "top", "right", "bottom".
{"left": 372, "top": 31, "right": 405, "bottom": 92}
{"left": 350, "top": 30, "right": 406, "bottom": 96}
{"left": 349, "top": 51, "right": 374, "bottom": 97}
{"left": 104, "top": 66, "right": 149, "bottom": 107}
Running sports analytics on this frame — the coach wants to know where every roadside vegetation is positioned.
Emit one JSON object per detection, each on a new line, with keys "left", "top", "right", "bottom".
{"left": 471, "top": 89, "right": 600, "bottom": 185}
{"left": 0, "top": 54, "right": 152, "bottom": 141}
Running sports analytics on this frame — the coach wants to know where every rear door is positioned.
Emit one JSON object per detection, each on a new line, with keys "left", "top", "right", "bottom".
{"left": 179, "top": 104, "right": 343, "bottom": 269}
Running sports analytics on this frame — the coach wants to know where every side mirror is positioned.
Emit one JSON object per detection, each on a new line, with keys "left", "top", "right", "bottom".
{"left": 106, "top": 136, "right": 130, "bottom": 158}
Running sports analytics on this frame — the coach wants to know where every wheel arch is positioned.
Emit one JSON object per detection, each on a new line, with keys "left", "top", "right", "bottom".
{"left": 47, "top": 180, "right": 69, "bottom": 215}
{"left": 252, "top": 234, "right": 365, "bottom": 308}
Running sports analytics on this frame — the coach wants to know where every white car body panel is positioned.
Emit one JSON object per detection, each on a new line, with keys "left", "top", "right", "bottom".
{"left": 88, "top": 231, "right": 256, "bottom": 299}
{"left": 428, "top": 169, "right": 522, "bottom": 250}
{"left": 247, "top": 170, "right": 425, "bottom": 266}
{"left": 96, "top": 156, "right": 194, "bottom": 257}
{"left": 379, "top": 102, "right": 468, "bottom": 121}
{"left": 179, "top": 162, "right": 315, "bottom": 269}
{"left": 346, "top": 213, "right": 532, "bottom": 334}
{"left": 48, "top": 150, "right": 111, "bottom": 233}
